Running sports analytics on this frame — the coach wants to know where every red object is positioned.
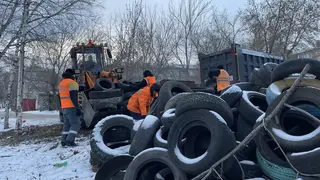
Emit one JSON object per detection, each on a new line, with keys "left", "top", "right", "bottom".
{"left": 22, "top": 99, "right": 36, "bottom": 111}
{"left": 88, "top": 39, "right": 92, "bottom": 45}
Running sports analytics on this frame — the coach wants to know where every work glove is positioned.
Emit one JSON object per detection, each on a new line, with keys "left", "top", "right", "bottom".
{"left": 76, "top": 108, "right": 82, "bottom": 116}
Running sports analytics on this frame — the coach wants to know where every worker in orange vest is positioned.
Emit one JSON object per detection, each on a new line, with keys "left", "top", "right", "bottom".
{"left": 58, "top": 70, "right": 81, "bottom": 147}
{"left": 205, "top": 65, "right": 230, "bottom": 94}
{"left": 133, "top": 70, "right": 157, "bottom": 90}
{"left": 216, "top": 65, "right": 231, "bottom": 94}
{"left": 127, "top": 83, "right": 161, "bottom": 120}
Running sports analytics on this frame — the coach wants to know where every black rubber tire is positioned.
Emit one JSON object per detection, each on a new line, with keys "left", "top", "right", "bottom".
{"left": 271, "top": 58, "right": 320, "bottom": 82}
{"left": 167, "top": 109, "right": 236, "bottom": 175}
{"left": 89, "top": 89, "right": 122, "bottom": 99}
{"left": 153, "top": 126, "right": 169, "bottom": 148}
{"left": 221, "top": 82, "right": 260, "bottom": 94}
{"left": 94, "top": 78, "right": 115, "bottom": 91}
{"left": 175, "top": 93, "right": 233, "bottom": 127}
{"left": 161, "top": 108, "right": 176, "bottom": 129}
{"left": 219, "top": 84, "right": 243, "bottom": 108}
{"left": 89, "top": 97, "right": 121, "bottom": 110}
{"left": 266, "top": 78, "right": 320, "bottom": 105}
{"left": 164, "top": 92, "right": 192, "bottom": 111}
{"left": 258, "top": 63, "right": 278, "bottom": 87}
{"left": 124, "top": 148, "right": 187, "bottom": 180}
{"left": 89, "top": 107, "right": 118, "bottom": 129}
{"left": 239, "top": 160, "right": 262, "bottom": 179}
{"left": 90, "top": 115, "right": 134, "bottom": 167}
{"left": 148, "top": 98, "right": 159, "bottom": 116}
{"left": 156, "top": 81, "right": 193, "bottom": 116}
{"left": 296, "top": 175, "right": 320, "bottom": 180}
{"left": 154, "top": 168, "right": 172, "bottom": 180}
{"left": 265, "top": 87, "right": 320, "bottom": 152}
{"left": 235, "top": 114, "right": 254, "bottom": 141}
{"left": 238, "top": 91, "right": 268, "bottom": 125}
{"left": 94, "top": 155, "right": 133, "bottom": 180}
{"left": 287, "top": 148, "right": 320, "bottom": 175}
{"left": 249, "top": 68, "right": 267, "bottom": 87}
{"left": 235, "top": 141, "right": 257, "bottom": 162}
{"left": 130, "top": 119, "right": 143, "bottom": 141}
{"left": 129, "top": 115, "right": 161, "bottom": 156}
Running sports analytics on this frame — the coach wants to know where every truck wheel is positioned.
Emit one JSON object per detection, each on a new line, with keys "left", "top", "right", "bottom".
{"left": 94, "top": 78, "right": 115, "bottom": 91}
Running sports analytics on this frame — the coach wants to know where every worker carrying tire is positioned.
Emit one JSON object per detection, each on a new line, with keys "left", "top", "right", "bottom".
{"left": 127, "top": 83, "right": 161, "bottom": 120}
{"left": 205, "top": 65, "right": 230, "bottom": 95}
{"left": 58, "top": 69, "right": 81, "bottom": 147}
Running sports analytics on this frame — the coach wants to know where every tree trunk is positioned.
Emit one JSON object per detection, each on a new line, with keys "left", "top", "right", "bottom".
{"left": 3, "top": 44, "right": 19, "bottom": 130}
{"left": 16, "top": 0, "right": 30, "bottom": 130}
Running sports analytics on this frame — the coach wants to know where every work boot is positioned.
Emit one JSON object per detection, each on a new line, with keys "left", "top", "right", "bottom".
{"left": 66, "top": 141, "right": 77, "bottom": 147}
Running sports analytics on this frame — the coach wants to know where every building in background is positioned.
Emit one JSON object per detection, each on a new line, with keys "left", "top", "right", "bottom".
{"left": 290, "top": 40, "right": 320, "bottom": 60}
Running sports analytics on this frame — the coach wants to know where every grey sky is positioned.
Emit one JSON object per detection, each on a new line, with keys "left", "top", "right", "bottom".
{"left": 101, "top": 0, "right": 247, "bottom": 20}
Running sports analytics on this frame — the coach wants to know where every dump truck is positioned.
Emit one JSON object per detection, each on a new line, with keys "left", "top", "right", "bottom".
{"left": 59, "top": 40, "right": 134, "bottom": 128}
{"left": 198, "top": 44, "right": 284, "bottom": 85}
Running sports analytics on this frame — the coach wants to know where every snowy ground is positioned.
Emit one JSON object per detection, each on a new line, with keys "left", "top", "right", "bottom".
{"left": 0, "top": 136, "right": 96, "bottom": 180}
{"left": 0, "top": 110, "right": 60, "bottom": 132}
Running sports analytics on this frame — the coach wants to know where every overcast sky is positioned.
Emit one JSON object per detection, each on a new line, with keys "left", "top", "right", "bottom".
{"left": 101, "top": 0, "right": 247, "bottom": 20}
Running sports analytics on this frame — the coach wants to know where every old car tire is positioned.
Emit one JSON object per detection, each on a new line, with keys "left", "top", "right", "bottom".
{"left": 175, "top": 93, "right": 233, "bottom": 127}
{"left": 129, "top": 115, "right": 161, "bottom": 156}
{"left": 238, "top": 91, "right": 268, "bottom": 125}
{"left": 258, "top": 63, "right": 278, "bottom": 87}
{"left": 164, "top": 92, "right": 192, "bottom": 111}
{"left": 153, "top": 127, "right": 169, "bottom": 148}
{"left": 235, "top": 114, "right": 253, "bottom": 141}
{"left": 154, "top": 168, "right": 172, "bottom": 180}
{"left": 156, "top": 81, "right": 193, "bottom": 116}
{"left": 131, "top": 119, "right": 143, "bottom": 141}
{"left": 94, "top": 155, "right": 133, "bottom": 180}
{"left": 271, "top": 58, "right": 320, "bottom": 82}
{"left": 219, "top": 84, "right": 243, "bottom": 108}
{"left": 90, "top": 115, "right": 134, "bottom": 167}
{"left": 124, "top": 148, "right": 187, "bottom": 180}
{"left": 167, "top": 109, "right": 236, "bottom": 175}
{"left": 265, "top": 87, "right": 320, "bottom": 152}
{"left": 249, "top": 68, "right": 267, "bottom": 87}
{"left": 161, "top": 108, "right": 176, "bottom": 129}
{"left": 222, "top": 82, "right": 260, "bottom": 94}
{"left": 94, "top": 78, "right": 115, "bottom": 91}
{"left": 89, "top": 89, "right": 122, "bottom": 99}
{"left": 89, "top": 107, "right": 118, "bottom": 129}
{"left": 287, "top": 147, "right": 320, "bottom": 175}
{"left": 266, "top": 78, "right": 320, "bottom": 105}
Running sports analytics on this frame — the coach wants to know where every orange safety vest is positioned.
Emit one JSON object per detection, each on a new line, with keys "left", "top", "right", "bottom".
{"left": 127, "top": 87, "right": 154, "bottom": 116}
{"left": 143, "top": 76, "right": 156, "bottom": 87}
{"left": 217, "top": 69, "right": 230, "bottom": 92}
{"left": 59, "top": 78, "right": 79, "bottom": 108}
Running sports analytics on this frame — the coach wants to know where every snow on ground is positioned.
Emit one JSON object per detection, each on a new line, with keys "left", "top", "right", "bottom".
{"left": 0, "top": 117, "right": 61, "bottom": 132}
{"left": 23, "top": 110, "right": 59, "bottom": 115}
{"left": 0, "top": 136, "right": 95, "bottom": 180}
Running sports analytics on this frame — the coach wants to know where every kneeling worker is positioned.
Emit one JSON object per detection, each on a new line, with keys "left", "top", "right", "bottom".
{"left": 58, "top": 70, "right": 81, "bottom": 146}
{"left": 127, "top": 83, "right": 161, "bottom": 120}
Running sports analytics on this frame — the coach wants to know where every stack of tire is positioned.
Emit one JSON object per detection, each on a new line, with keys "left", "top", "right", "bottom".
{"left": 90, "top": 59, "right": 320, "bottom": 180}
{"left": 256, "top": 59, "right": 320, "bottom": 180}
{"left": 85, "top": 78, "right": 130, "bottom": 128}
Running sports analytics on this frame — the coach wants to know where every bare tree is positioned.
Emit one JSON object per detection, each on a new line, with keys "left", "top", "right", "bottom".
{"left": 242, "top": 0, "right": 320, "bottom": 58}
{"left": 169, "top": 0, "right": 211, "bottom": 78}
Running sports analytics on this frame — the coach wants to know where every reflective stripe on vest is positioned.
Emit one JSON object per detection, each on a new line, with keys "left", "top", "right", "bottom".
{"left": 144, "top": 76, "right": 156, "bottom": 87}
{"left": 217, "top": 69, "right": 230, "bottom": 92}
{"left": 59, "top": 79, "right": 77, "bottom": 108}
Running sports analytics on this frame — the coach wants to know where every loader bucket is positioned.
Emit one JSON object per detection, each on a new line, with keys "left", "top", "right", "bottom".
{"left": 81, "top": 92, "right": 95, "bottom": 127}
